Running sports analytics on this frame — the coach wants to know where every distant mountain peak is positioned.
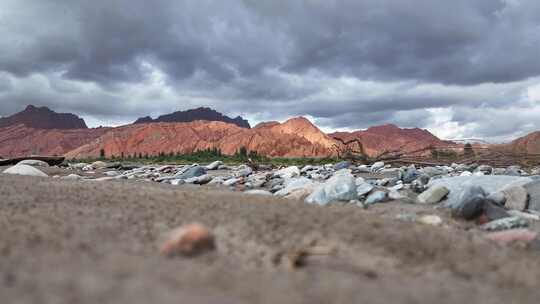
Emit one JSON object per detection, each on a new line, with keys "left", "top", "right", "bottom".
{"left": 133, "top": 107, "right": 250, "bottom": 128}
{"left": 0, "top": 105, "right": 88, "bottom": 129}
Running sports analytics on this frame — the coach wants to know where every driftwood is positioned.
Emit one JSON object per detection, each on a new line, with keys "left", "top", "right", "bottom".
{"left": 0, "top": 156, "right": 65, "bottom": 166}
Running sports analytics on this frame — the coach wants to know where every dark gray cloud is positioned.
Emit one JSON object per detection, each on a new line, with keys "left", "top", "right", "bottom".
{"left": 1, "top": 0, "right": 540, "bottom": 141}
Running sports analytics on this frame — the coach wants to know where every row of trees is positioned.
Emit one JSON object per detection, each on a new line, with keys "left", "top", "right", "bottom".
{"left": 98, "top": 146, "right": 261, "bottom": 160}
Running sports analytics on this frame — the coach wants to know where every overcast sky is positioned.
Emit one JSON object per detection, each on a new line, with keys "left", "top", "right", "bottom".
{"left": 1, "top": 0, "right": 540, "bottom": 141}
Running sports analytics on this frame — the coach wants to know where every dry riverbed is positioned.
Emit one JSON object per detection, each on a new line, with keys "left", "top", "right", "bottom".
{"left": 1, "top": 172, "right": 540, "bottom": 304}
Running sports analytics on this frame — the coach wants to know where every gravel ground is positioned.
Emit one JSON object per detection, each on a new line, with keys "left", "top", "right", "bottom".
{"left": 1, "top": 174, "right": 540, "bottom": 303}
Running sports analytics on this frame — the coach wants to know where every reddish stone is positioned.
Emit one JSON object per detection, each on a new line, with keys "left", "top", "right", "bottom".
{"left": 484, "top": 229, "right": 538, "bottom": 246}
{"left": 160, "top": 223, "right": 215, "bottom": 257}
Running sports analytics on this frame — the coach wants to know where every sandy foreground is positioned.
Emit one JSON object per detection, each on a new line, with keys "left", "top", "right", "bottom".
{"left": 1, "top": 173, "right": 540, "bottom": 304}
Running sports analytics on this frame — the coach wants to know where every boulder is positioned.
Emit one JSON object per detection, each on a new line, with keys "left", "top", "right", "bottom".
{"left": 17, "top": 159, "right": 50, "bottom": 167}
{"left": 417, "top": 185, "right": 449, "bottom": 204}
{"left": 356, "top": 182, "right": 374, "bottom": 197}
{"left": 205, "top": 161, "right": 223, "bottom": 170}
{"left": 175, "top": 165, "right": 207, "bottom": 180}
{"left": 2, "top": 164, "right": 48, "bottom": 177}
{"left": 480, "top": 216, "right": 529, "bottom": 231}
{"left": 370, "top": 162, "right": 385, "bottom": 173}
{"left": 274, "top": 177, "right": 315, "bottom": 196}
{"left": 523, "top": 180, "right": 540, "bottom": 212}
{"left": 428, "top": 176, "right": 532, "bottom": 209}
{"left": 502, "top": 186, "right": 529, "bottom": 211}
{"left": 305, "top": 171, "right": 357, "bottom": 205}
{"left": 365, "top": 190, "right": 388, "bottom": 205}
{"left": 275, "top": 166, "right": 300, "bottom": 179}
{"left": 451, "top": 186, "right": 487, "bottom": 220}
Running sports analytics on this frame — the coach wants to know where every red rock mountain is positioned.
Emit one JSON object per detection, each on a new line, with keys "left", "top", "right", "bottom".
{"left": 330, "top": 124, "right": 453, "bottom": 157}
{"left": 0, "top": 105, "right": 88, "bottom": 129}
{"left": 0, "top": 124, "right": 109, "bottom": 158}
{"left": 0, "top": 105, "right": 459, "bottom": 159}
{"left": 65, "top": 117, "right": 337, "bottom": 159}
{"left": 507, "top": 131, "right": 540, "bottom": 154}
{"left": 134, "top": 107, "right": 251, "bottom": 128}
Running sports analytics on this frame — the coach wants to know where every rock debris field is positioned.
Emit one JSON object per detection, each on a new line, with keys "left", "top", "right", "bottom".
{"left": 3, "top": 159, "right": 540, "bottom": 303}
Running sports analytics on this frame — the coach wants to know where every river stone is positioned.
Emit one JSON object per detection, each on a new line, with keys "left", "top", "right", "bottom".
{"left": 428, "top": 175, "right": 532, "bottom": 209}
{"left": 484, "top": 229, "right": 538, "bottom": 246}
{"left": 244, "top": 189, "right": 273, "bottom": 196}
{"left": 356, "top": 183, "right": 374, "bottom": 197}
{"left": 17, "top": 159, "right": 50, "bottom": 167}
{"left": 480, "top": 216, "right": 529, "bottom": 231}
{"left": 334, "top": 161, "right": 351, "bottom": 171}
{"left": 91, "top": 161, "right": 108, "bottom": 169}
{"left": 476, "top": 165, "right": 493, "bottom": 175}
{"left": 305, "top": 171, "right": 357, "bottom": 206}
{"left": 523, "top": 180, "right": 540, "bottom": 212}
{"left": 486, "top": 191, "right": 506, "bottom": 206}
{"left": 205, "top": 161, "right": 223, "bottom": 170}
{"left": 483, "top": 202, "right": 510, "bottom": 222}
{"left": 402, "top": 166, "right": 420, "bottom": 183}
{"left": 175, "top": 166, "right": 207, "bottom": 180}
{"left": 3, "top": 164, "right": 48, "bottom": 177}
{"left": 417, "top": 215, "right": 443, "bottom": 226}
{"left": 61, "top": 174, "right": 83, "bottom": 180}
{"left": 507, "top": 210, "right": 540, "bottom": 221}
{"left": 184, "top": 174, "right": 212, "bottom": 185}
{"left": 370, "top": 162, "right": 385, "bottom": 172}
{"left": 502, "top": 186, "right": 529, "bottom": 211}
{"left": 417, "top": 185, "right": 449, "bottom": 204}
{"left": 420, "top": 167, "right": 447, "bottom": 177}
{"left": 235, "top": 166, "right": 253, "bottom": 177}
{"left": 452, "top": 185, "right": 487, "bottom": 220}
{"left": 275, "top": 166, "right": 300, "bottom": 180}
{"left": 274, "top": 177, "right": 315, "bottom": 196}
{"left": 504, "top": 166, "right": 522, "bottom": 176}
{"left": 223, "top": 178, "right": 241, "bottom": 187}
{"left": 365, "top": 190, "right": 388, "bottom": 205}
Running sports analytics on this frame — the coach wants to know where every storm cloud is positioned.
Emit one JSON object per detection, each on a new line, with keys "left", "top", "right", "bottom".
{"left": 1, "top": 0, "right": 540, "bottom": 141}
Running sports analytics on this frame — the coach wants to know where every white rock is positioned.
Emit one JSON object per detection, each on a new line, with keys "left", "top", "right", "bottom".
{"left": 371, "top": 162, "right": 385, "bottom": 172}
{"left": 61, "top": 174, "right": 83, "bottom": 180}
{"left": 305, "top": 171, "right": 357, "bottom": 205}
{"left": 223, "top": 178, "right": 241, "bottom": 186}
{"left": 3, "top": 164, "right": 48, "bottom": 177}
{"left": 417, "top": 185, "right": 450, "bottom": 204}
{"left": 17, "top": 159, "right": 50, "bottom": 167}
{"left": 70, "top": 163, "right": 88, "bottom": 170}
{"left": 389, "top": 190, "right": 405, "bottom": 200}
{"left": 274, "top": 177, "right": 314, "bottom": 196}
{"left": 417, "top": 215, "right": 443, "bottom": 226}
{"left": 275, "top": 166, "right": 301, "bottom": 179}
{"left": 428, "top": 175, "right": 533, "bottom": 209}
{"left": 205, "top": 161, "right": 223, "bottom": 170}
{"left": 357, "top": 183, "right": 375, "bottom": 197}
{"left": 244, "top": 189, "right": 273, "bottom": 196}
{"left": 91, "top": 161, "right": 108, "bottom": 169}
